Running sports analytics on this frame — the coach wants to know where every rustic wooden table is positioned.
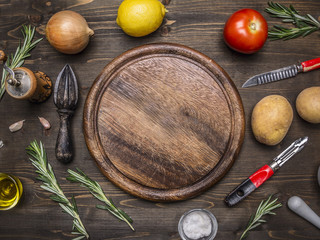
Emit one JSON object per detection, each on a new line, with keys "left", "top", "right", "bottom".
{"left": 0, "top": 0, "right": 319, "bottom": 239}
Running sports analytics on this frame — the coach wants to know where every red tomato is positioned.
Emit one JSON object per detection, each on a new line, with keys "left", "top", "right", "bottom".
{"left": 223, "top": 9, "right": 268, "bottom": 54}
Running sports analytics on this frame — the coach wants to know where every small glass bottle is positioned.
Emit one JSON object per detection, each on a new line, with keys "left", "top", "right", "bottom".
{"left": 0, "top": 173, "right": 23, "bottom": 210}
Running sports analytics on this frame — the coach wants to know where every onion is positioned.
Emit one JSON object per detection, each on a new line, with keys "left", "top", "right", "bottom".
{"left": 46, "top": 10, "right": 94, "bottom": 54}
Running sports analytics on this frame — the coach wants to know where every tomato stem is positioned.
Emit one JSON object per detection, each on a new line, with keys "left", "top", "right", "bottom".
{"left": 250, "top": 22, "right": 257, "bottom": 31}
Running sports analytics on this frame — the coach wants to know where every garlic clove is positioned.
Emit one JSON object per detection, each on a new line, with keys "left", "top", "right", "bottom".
{"left": 38, "top": 117, "right": 51, "bottom": 130}
{"left": 0, "top": 140, "right": 4, "bottom": 149}
{"left": 9, "top": 120, "right": 25, "bottom": 132}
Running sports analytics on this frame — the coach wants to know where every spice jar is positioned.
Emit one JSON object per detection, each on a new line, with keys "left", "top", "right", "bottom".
{"left": 178, "top": 209, "right": 218, "bottom": 240}
{"left": 5, "top": 67, "right": 52, "bottom": 103}
{"left": 1, "top": 51, "right": 52, "bottom": 103}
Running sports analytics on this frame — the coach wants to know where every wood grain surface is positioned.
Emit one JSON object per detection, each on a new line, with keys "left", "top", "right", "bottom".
{"left": 0, "top": 0, "right": 320, "bottom": 239}
{"left": 84, "top": 43, "right": 244, "bottom": 201}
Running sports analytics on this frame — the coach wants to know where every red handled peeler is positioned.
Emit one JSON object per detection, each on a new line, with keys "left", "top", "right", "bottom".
{"left": 225, "top": 137, "right": 308, "bottom": 207}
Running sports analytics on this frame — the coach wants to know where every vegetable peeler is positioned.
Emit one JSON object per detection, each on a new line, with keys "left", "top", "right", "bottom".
{"left": 225, "top": 137, "right": 308, "bottom": 207}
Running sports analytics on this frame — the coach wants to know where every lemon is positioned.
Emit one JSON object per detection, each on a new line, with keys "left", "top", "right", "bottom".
{"left": 116, "top": 0, "right": 167, "bottom": 37}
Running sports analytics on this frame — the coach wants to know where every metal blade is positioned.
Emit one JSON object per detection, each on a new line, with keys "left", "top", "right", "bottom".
{"left": 242, "top": 64, "right": 302, "bottom": 88}
{"left": 273, "top": 136, "right": 308, "bottom": 167}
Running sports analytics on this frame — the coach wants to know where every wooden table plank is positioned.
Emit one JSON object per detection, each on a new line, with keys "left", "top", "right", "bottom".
{"left": 0, "top": 0, "right": 319, "bottom": 239}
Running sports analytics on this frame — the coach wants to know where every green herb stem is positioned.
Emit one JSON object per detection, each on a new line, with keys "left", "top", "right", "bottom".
{"left": 239, "top": 195, "right": 282, "bottom": 240}
{"left": 26, "top": 141, "right": 89, "bottom": 240}
{"left": 265, "top": 1, "right": 320, "bottom": 40}
{"left": 67, "top": 168, "right": 135, "bottom": 231}
{"left": 0, "top": 25, "right": 42, "bottom": 100}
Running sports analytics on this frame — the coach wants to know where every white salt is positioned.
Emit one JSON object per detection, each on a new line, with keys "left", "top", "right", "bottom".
{"left": 182, "top": 210, "right": 212, "bottom": 239}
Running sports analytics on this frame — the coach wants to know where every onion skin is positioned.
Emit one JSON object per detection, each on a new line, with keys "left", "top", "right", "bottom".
{"left": 46, "top": 10, "right": 94, "bottom": 54}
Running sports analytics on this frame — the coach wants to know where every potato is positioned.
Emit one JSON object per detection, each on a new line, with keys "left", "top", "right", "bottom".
{"left": 251, "top": 95, "right": 293, "bottom": 146}
{"left": 296, "top": 86, "right": 320, "bottom": 124}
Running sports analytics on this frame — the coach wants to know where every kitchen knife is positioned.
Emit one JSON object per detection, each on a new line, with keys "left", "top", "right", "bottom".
{"left": 225, "top": 137, "right": 308, "bottom": 207}
{"left": 242, "top": 58, "right": 320, "bottom": 88}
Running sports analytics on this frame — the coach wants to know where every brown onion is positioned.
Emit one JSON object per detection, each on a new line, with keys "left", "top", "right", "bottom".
{"left": 46, "top": 10, "right": 94, "bottom": 54}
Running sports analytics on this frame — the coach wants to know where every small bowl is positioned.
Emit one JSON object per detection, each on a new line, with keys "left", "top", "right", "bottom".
{"left": 178, "top": 209, "right": 218, "bottom": 240}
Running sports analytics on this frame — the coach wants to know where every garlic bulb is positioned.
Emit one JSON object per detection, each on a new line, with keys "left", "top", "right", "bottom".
{"left": 46, "top": 10, "right": 94, "bottom": 54}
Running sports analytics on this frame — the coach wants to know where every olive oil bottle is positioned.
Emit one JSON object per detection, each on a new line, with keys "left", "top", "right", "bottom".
{"left": 0, "top": 173, "right": 23, "bottom": 210}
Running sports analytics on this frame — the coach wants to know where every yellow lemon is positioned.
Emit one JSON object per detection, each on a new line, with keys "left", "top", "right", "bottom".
{"left": 116, "top": 0, "right": 167, "bottom": 37}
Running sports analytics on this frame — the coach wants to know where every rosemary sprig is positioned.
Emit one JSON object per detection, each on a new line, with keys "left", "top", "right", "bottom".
{"left": 26, "top": 141, "right": 89, "bottom": 240}
{"left": 265, "top": 2, "right": 320, "bottom": 40}
{"left": 239, "top": 195, "right": 282, "bottom": 240}
{"left": 0, "top": 25, "right": 42, "bottom": 100}
{"left": 67, "top": 168, "right": 135, "bottom": 231}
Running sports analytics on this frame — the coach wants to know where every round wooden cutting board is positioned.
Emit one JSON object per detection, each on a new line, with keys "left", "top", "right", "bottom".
{"left": 84, "top": 43, "right": 245, "bottom": 202}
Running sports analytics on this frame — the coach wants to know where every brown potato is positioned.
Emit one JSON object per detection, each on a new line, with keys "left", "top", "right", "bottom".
{"left": 296, "top": 86, "right": 320, "bottom": 124}
{"left": 251, "top": 95, "right": 293, "bottom": 146}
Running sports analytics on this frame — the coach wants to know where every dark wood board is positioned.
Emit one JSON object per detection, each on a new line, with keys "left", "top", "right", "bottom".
{"left": 84, "top": 43, "right": 244, "bottom": 201}
{"left": 0, "top": 0, "right": 320, "bottom": 239}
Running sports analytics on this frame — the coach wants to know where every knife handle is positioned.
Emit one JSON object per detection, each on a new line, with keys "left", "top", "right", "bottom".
{"left": 225, "top": 165, "right": 275, "bottom": 207}
{"left": 301, "top": 58, "right": 320, "bottom": 72}
{"left": 56, "top": 109, "right": 74, "bottom": 164}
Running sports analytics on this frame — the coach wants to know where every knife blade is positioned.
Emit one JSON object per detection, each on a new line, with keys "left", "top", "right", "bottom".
{"left": 242, "top": 57, "right": 320, "bottom": 88}
{"left": 225, "top": 136, "right": 308, "bottom": 207}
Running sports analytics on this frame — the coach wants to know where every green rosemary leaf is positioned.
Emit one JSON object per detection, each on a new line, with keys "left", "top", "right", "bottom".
{"left": 66, "top": 176, "right": 77, "bottom": 182}
{"left": 239, "top": 196, "right": 282, "bottom": 240}
{"left": 72, "top": 236, "right": 86, "bottom": 240}
{"left": 95, "top": 204, "right": 117, "bottom": 215}
{"left": 302, "top": 28, "right": 317, "bottom": 37}
{"left": 96, "top": 204, "right": 109, "bottom": 210}
{"left": 75, "top": 167, "right": 87, "bottom": 177}
{"left": 73, "top": 220, "right": 87, "bottom": 236}
{"left": 67, "top": 168, "right": 135, "bottom": 231}
{"left": 268, "top": 25, "right": 316, "bottom": 40}
{"left": 36, "top": 175, "right": 49, "bottom": 183}
{"left": 50, "top": 195, "right": 68, "bottom": 204}
{"left": 71, "top": 196, "right": 79, "bottom": 214}
{"left": 118, "top": 208, "right": 133, "bottom": 223}
{"left": 289, "top": 4, "right": 298, "bottom": 14}
{"left": 91, "top": 192, "right": 105, "bottom": 202}
{"left": 26, "top": 141, "right": 89, "bottom": 239}
{"left": 47, "top": 164, "right": 55, "bottom": 179}
{"left": 265, "top": 1, "right": 320, "bottom": 40}
{"left": 96, "top": 204, "right": 124, "bottom": 220}
{"left": 40, "top": 184, "right": 59, "bottom": 195}
{"left": 247, "top": 214, "right": 254, "bottom": 226}
{"left": 59, "top": 203, "right": 76, "bottom": 218}
{"left": 282, "top": 19, "right": 294, "bottom": 23}
{"left": 307, "top": 14, "right": 318, "bottom": 25}
{"left": 260, "top": 195, "right": 272, "bottom": 210}
{"left": 249, "top": 222, "right": 261, "bottom": 230}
